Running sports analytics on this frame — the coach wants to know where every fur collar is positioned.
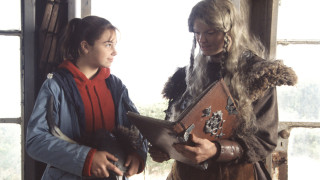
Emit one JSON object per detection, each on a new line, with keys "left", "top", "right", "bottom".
{"left": 238, "top": 52, "right": 297, "bottom": 101}
{"left": 162, "top": 53, "right": 297, "bottom": 101}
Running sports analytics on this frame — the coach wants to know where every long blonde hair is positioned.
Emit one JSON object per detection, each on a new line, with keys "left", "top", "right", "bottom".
{"left": 186, "top": 0, "right": 267, "bottom": 135}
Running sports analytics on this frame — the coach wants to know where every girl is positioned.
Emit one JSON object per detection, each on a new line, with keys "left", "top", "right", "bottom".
{"left": 26, "top": 16, "right": 147, "bottom": 180}
{"left": 149, "top": 0, "right": 297, "bottom": 180}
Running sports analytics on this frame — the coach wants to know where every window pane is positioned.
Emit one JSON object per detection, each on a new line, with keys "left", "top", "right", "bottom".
{"left": 132, "top": 102, "right": 174, "bottom": 180}
{"left": 91, "top": 0, "right": 200, "bottom": 105}
{"left": 288, "top": 128, "right": 320, "bottom": 180}
{"left": 276, "top": 44, "right": 320, "bottom": 122}
{"left": 277, "top": 0, "right": 320, "bottom": 39}
{"left": 0, "top": 36, "right": 21, "bottom": 118}
{"left": 0, "top": 124, "right": 21, "bottom": 180}
{"left": 0, "top": 0, "right": 21, "bottom": 30}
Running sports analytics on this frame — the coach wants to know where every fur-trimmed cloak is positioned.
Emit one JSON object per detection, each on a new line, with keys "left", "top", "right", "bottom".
{"left": 162, "top": 52, "right": 297, "bottom": 180}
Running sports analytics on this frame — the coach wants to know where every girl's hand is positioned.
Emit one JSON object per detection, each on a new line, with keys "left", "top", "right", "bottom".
{"left": 91, "top": 151, "right": 123, "bottom": 177}
{"left": 149, "top": 145, "right": 170, "bottom": 162}
{"left": 173, "top": 134, "right": 217, "bottom": 164}
{"left": 124, "top": 152, "right": 141, "bottom": 177}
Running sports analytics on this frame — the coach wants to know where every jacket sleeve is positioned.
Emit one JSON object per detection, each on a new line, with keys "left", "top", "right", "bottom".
{"left": 26, "top": 78, "right": 91, "bottom": 177}
{"left": 213, "top": 87, "right": 278, "bottom": 163}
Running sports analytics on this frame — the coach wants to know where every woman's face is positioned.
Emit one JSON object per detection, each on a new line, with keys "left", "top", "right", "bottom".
{"left": 84, "top": 29, "right": 117, "bottom": 68}
{"left": 193, "top": 19, "right": 225, "bottom": 56}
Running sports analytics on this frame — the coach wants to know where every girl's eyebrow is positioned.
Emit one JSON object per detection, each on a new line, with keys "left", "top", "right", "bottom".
{"left": 103, "top": 40, "right": 114, "bottom": 43}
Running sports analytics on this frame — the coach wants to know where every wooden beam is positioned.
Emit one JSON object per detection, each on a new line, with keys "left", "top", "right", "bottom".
{"left": 21, "top": 0, "right": 36, "bottom": 179}
{"left": 68, "top": 0, "right": 76, "bottom": 20}
{"left": 250, "top": 0, "right": 279, "bottom": 60}
{"left": 275, "top": 121, "right": 320, "bottom": 180}
{"left": 0, "top": 118, "right": 22, "bottom": 124}
{"left": 81, "top": 0, "right": 91, "bottom": 18}
{"left": 277, "top": 39, "right": 320, "bottom": 45}
{"left": 279, "top": 121, "right": 320, "bottom": 129}
{"left": 0, "top": 30, "right": 21, "bottom": 36}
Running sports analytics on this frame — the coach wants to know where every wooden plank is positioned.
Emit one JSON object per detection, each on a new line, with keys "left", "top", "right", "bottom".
{"left": 39, "top": 0, "right": 68, "bottom": 79}
{"left": 40, "top": 3, "right": 53, "bottom": 31}
{"left": 39, "top": 34, "right": 53, "bottom": 69}
{"left": 54, "top": 1, "right": 68, "bottom": 34}
{"left": 48, "top": 36, "right": 57, "bottom": 63}
{"left": 52, "top": 1, "right": 68, "bottom": 72}
{"left": 48, "top": 3, "right": 59, "bottom": 33}
{"left": 38, "top": 30, "right": 46, "bottom": 55}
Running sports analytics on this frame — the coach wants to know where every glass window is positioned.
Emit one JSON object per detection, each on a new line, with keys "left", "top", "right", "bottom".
{"left": 0, "top": 0, "right": 22, "bottom": 179}
{"left": 277, "top": 0, "right": 320, "bottom": 40}
{"left": 0, "top": 36, "right": 21, "bottom": 118}
{"left": 0, "top": 0, "right": 21, "bottom": 30}
{"left": 0, "top": 124, "right": 21, "bottom": 180}
{"left": 288, "top": 128, "right": 320, "bottom": 179}
{"left": 276, "top": 0, "right": 320, "bottom": 179}
{"left": 91, "top": 0, "right": 200, "bottom": 105}
{"left": 276, "top": 0, "right": 320, "bottom": 123}
{"left": 277, "top": 44, "right": 320, "bottom": 122}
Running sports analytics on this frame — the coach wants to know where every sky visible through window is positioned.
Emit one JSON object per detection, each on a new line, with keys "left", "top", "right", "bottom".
{"left": 276, "top": 0, "right": 320, "bottom": 122}
{"left": 276, "top": 0, "right": 320, "bottom": 179}
{"left": 0, "top": 1, "right": 21, "bottom": 179}
{"left": 91, "top": 0, "right": 201, "bottom": 106}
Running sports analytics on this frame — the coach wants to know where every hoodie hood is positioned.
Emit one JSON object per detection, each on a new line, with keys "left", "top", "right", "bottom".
{"left": 59, "top": 60, "right": 110, "bottom": 87}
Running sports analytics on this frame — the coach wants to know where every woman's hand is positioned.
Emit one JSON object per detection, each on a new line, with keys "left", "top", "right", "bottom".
{"left": 149, "top": 145, "right": 170, "bottom": 163}
{"left": 91, "top": 151, "right": 123, "bottom": 178}
{"left": 124, "top": 152, "right": 141, "bottom": 177}
{"left": 173, "top": 134, "right": 217, "bottom": 164}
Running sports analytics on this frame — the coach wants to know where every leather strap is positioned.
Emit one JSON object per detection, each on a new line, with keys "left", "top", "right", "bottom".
{"left": 214, "top": 140, "right": 243, "bottom": 162}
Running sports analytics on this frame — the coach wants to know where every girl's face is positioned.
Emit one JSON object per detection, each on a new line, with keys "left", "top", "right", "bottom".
{"left": 82, "top": 29, "right": 117, "bottom": 68}
{"left": 193, "top": 19, "right": 225, "bottom": 56}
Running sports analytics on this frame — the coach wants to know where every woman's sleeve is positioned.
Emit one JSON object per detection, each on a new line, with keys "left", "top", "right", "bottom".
{"left": 26, "top": 78, "right": 91, "bottom": 177}
{"left": 241, "top": 87, "right": 279, "bottom": 162}
{"left": 125, "top": 88, "right": 149, "bottom": 173}
{"left": 213, "top": 87, "right": 278, "bottom": 163}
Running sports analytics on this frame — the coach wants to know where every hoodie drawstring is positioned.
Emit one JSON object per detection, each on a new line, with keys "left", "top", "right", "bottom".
{"left": 94, "top": 86, "right": 107, "bottom": 130}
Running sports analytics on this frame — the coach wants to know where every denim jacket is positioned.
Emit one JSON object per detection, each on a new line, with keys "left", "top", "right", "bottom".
{"left": 26, "top": 69, "right": 148, "bottom": 180}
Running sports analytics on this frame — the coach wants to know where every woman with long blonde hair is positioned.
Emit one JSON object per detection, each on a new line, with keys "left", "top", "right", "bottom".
{"left": 149, "top": 0, "right": 297, "bottom": 179}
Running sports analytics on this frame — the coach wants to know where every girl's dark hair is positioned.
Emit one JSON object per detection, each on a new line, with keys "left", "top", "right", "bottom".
{"left": 61, "top": 16, "right": 117, "bottom": 62}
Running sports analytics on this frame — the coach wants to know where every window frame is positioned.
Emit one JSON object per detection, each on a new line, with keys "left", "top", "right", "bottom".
{"left": 271, "top": 1, "right": 320, "bottom": 180}
{"left": 0, "top": 27, "right": 22, "bottom": 124}
{"left": 0, "top": 0, "right": 25, "bottom": 179}
{"left": 86, "top": 1, "right": 320, "bottom": 180}
{"left": 21, "top": 0, "right": 36, "bottom": 179}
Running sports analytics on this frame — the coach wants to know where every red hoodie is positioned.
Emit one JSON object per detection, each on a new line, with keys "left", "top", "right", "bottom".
{"left": 59, "top": 60, "right": 115, "bottom": 176}
{"left": 59, "top": 60, "right": 115, "bottom": 133}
